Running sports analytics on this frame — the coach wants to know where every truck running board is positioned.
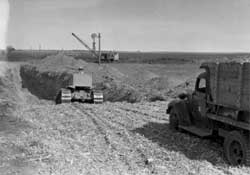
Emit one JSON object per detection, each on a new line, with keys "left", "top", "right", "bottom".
{"left": 179, "top": 125, "right": 213, "bottom": 137}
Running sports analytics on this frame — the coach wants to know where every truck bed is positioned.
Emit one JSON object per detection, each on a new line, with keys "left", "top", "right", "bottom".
{"left": 201, "top": 62, "right": 250, "bottom": 110}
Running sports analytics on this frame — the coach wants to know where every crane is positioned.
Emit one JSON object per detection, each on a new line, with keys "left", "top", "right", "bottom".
{"left": 72, "top": 32, "right": 119, "bottom": 63}
{"left": 72, "top": 33, "right": 99, "bottom": 58}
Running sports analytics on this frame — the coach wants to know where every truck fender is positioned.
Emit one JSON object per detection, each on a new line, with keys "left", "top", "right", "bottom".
{"left": 166, "top": 100, "right": 179, "bottom": 114}
{"left": 167, "top": 99, "right": 192, "bottom": 126}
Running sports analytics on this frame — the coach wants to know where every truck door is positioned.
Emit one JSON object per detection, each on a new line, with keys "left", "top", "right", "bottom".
{"left": 192, "top": 73, "right": 208, "bottom": 128}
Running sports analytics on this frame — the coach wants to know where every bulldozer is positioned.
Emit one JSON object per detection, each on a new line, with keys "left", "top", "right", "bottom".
{"left": 55, "top": 68, "right": 103, "bottom": 104}
{"left": 167, "top": 62, "right": 250, "bottom": 166}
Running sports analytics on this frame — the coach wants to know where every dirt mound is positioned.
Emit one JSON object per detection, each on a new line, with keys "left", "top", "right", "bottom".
{"left": 21, "top": 53, "right": 196, "bottom": 103}
{"left": 166, "top": 77, "right": 196, "bottom": 98}
{"left": 32, "top": 52, "right": 88, "bottom": 73}
{"left": 97, "top": 77, "right": 142, "bottom": 103}
{"left": 20, "top": 53, "right": 143, "bottom": 103}
{"left": 20, "top": 53, "right": 91, "bottom": 101}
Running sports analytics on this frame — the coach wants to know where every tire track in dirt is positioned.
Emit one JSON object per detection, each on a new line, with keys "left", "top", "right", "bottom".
{"left": 73, "top": 104, "right": 111, "bottom": 146}
{"left": 71, "top": 103, "right": 230, "bottom": 175}
{"left": 96, "top": 103, "right": 170, "bottom": 144}
{"left": 72, "top": 103, "right": 139, "bottom": 173}
{"left": 107, "top": 103, "right": 171, "bottom": 145}
{"left": 92, "top": 103, "right": 177, "bottom": 174}
{"left": 72, "top": 103, "right": 152, "bottom": 173}
{"left": 88, "top": 107, "right": 152, "bottom": 173}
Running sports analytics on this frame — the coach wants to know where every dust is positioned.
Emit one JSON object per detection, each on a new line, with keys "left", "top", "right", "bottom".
{"left": 0, "top": 0, "right": 9, "bottom": 50}
{"left": 0, "top": 51, "right": 8, "bottom": 76}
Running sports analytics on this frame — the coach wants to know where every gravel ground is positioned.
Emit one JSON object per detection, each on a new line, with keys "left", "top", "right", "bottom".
{"left": 0, "top": 101, "right": 249, "bottom": 175}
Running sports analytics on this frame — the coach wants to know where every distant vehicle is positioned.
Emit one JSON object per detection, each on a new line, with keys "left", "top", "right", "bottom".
{"left": 101, "top": 51, "right": 119, "bottom": 62}
{"left": 167, "top": 62, "right": 250, "bottom": 166}
{"left": 55, "top": 68, "right": 103, "bottom": 104}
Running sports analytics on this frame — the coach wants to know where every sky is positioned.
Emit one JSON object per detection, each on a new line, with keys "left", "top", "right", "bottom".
{"left": 5, "top": 0, "right": 250, "bottom": 52}
{"left": 0, "top": 0, "right": 9, "bottom": 49}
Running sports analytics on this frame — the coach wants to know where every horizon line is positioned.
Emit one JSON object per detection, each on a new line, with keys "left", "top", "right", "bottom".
{"left": 6, "top": 49, "right": 250, "bottom": 54}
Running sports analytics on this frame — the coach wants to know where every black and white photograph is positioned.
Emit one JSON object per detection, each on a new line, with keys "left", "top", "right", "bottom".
{"left": 1, "top": 0, "right": 250, "bottom": 174}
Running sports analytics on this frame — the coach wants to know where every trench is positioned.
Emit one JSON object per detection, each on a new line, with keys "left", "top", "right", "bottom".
{"left": 19, "top": 54, "right": 144, "bottom": 103}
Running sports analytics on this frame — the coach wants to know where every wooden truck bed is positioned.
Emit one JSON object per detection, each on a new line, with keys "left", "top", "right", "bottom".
{"left": 201, "top": 62, "right": 250, "bottom": 110}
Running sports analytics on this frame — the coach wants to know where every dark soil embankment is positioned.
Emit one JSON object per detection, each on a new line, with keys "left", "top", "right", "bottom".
{"left": 0, "top": 68, "right": 20, "bottom": 117}
{"left": 96, "top": 78, "right": 142, "bottom": 103}
{"left": 0, "top": 62, "right": 38, "bottom": 117}
{"left": 20, "top": 65, "right": 72, "bottom": 100}
{"left": 20, "top": 53, "right": 142, "bottom": 103}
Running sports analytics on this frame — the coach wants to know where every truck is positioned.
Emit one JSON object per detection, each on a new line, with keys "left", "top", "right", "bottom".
{"left": 166, "top": 62, "right": 250, "bottom": 166}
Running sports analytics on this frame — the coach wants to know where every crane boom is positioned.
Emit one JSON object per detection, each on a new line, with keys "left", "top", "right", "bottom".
{"left": 72, "top": 33, "right": 99, "bottom": 58}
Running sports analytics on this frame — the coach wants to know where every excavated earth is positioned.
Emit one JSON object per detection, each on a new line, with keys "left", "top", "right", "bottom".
{"left": 20, "top": 53, "right": 198, "bottom": 103}
{"left": 1, "top": 55, "right": 250, "bottom": 174}
{"left": 20, "top": 53, "right": 143, "bottom": 103}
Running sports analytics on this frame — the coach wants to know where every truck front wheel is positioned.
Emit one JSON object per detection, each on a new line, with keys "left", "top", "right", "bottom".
{"left": 169, "top": 109, "right": 179, "bottom": 131}
{"left": 223, "top": 131, "right": 250, "bottom": 166}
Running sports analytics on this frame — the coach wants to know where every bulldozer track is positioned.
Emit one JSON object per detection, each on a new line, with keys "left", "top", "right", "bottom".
{"left": 73, "top": 104, "right": 136, "bottom": 148}
{"left": 72, "top": 103, "right": 112, "bottom": 146}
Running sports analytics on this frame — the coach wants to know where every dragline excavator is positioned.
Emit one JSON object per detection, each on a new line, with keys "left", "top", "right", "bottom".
{"left": 72, "top": 33, "right": 99, "bottom": 59}
{"left": 72, "top": 33, "right": 119, "bottom": 63}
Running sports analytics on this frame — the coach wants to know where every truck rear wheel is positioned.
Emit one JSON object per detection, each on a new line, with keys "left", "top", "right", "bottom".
{"left": 223, "top": 131, "right": 250, "bottom": 166}
{"left": 169, "top": 109, "right": 179, "bottom": 131}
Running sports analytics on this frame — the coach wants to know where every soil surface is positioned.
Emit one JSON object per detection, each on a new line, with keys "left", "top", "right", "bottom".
{"left": 20, "top": 54, "right": 201, "bottom": 103}
{"left": 1, "top": 60, "right": 250, "bottom": 174}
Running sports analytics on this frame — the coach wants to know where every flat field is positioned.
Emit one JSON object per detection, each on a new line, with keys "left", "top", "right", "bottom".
{"left": 7, "top": 49, "right": 250, "bottom": 63}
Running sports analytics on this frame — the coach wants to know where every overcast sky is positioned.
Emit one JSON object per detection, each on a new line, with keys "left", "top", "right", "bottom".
{"left": 6, "top": 0, "right": 250, "bottom": 52}
{"left": 0, "top": 0, "right": 9, "bottom": 49}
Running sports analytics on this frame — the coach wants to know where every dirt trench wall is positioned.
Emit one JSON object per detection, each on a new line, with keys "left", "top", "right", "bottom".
{"left": 0, "top": 62, "right": 40, "bottom": 118}
{"left": 20, "top": 64, "right": 73, "bottom": 100}
{"left": 0, "top": 68, "right": 21, "bottom": 117}
{"left": 20, "top": 64, "right": 143, "bottom": 103}
{"left": 19, "top": 53, "right": 171, "bottom": 103}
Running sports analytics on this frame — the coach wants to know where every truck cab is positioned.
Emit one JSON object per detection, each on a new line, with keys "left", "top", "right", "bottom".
{"left": 167, "top": 71, "right": 210, "bottom": 129}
